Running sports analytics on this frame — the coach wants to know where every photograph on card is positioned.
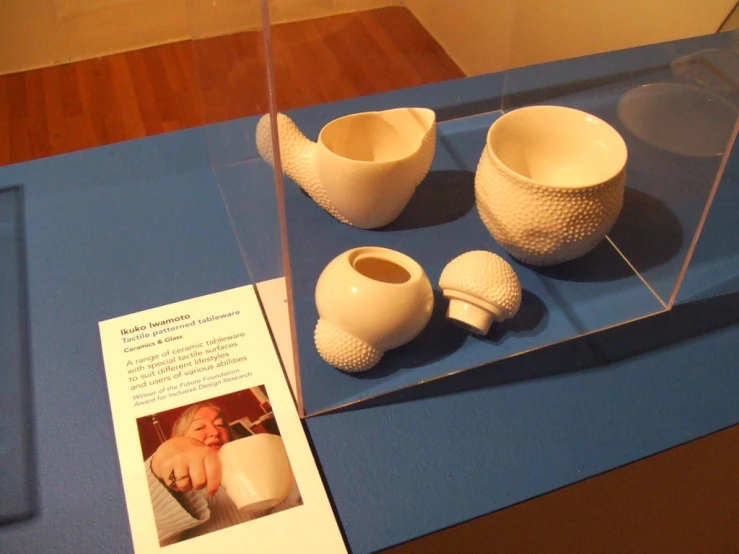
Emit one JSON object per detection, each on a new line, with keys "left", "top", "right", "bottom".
{"left": 136, "top": 385, "right": 303, "bottom": 546}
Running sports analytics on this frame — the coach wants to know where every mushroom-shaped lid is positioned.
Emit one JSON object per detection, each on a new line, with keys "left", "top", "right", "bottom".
{"left": 439, "top": 250, "right": 522, "bottom": 334}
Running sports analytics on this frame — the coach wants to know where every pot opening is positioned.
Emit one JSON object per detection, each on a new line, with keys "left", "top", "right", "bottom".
{"left": 353, "top": 255, "right": 411, "bottom": 284}
{"left": 489, "top": 106, "right": 627, "bottom": 188}
{"left": 320, "top": 108, "right": 434, "bottom": 163}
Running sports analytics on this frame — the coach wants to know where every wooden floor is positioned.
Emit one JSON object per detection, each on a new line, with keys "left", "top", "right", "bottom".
{"left": 0, "top": 7, "right": 463, "bottom": 167}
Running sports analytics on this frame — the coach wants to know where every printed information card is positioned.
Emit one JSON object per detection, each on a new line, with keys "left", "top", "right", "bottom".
{"left": 99, "top": 286, "right": 346, "bottom": 554}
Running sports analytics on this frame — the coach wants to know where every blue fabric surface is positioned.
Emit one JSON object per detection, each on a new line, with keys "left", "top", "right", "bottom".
{"left": 306, "top": 300, "right": 739, "bottom": 553}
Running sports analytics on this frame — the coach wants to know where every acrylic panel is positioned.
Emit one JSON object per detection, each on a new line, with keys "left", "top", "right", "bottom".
{"left": 206, "top": 1, "right": 738, "bottom": 415}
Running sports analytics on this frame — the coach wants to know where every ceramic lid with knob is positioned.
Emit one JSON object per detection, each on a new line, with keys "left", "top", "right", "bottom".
{"left": 438, "top": 250, "right": 522, "bottom": 335}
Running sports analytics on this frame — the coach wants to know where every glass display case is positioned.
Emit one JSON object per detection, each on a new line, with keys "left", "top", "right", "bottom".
{"left": 188, "top": 0, "right": 739, "bottom": 416}
{"left": 0, "top": 186, "right": 33, "bottom": 522}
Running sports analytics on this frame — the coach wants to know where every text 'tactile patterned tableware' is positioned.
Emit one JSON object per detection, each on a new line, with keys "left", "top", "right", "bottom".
{"left": 475, "top": 105, "right": 627, "bottom": 266}
{"left": 314, "top": 246, "right": 434, "bottom": 372}
{"left": 256, "top": 108, "right": 436, "bottom": 229}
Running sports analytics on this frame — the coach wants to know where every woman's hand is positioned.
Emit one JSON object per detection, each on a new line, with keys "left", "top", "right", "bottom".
{"left": 150, "top": 437, "right": 221, "bottom": 495}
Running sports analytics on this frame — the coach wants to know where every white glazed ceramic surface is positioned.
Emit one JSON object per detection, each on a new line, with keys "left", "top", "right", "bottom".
{"left": 475, "top": 105, "right": 627, "bottom": 266}
{"left": 314, "top": 246, "right": 434, "bottom": 372}
{"left": 218, "top": 434, "right": 293, "bottom": 512}
{"left": 439, "top": 250, "right": 522, "bottom": 335}
{"left": 256, "top": 108, "right": 436, "bottom": 229}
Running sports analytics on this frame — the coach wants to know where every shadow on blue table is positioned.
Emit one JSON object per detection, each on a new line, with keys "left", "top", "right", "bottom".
{"left": 379, "top": 170, "right": 476, "bottom": 231}
{"left": 379, "top": 172, "right": 684, "bottom": 286}
{"left": 352, "top": 289, "right": 550, "bottom": 380}
{"left": 332, "top": 290, "right": 739, "bottom": 413}
{"left": 344, "top": 180, "right": 683, "bottom": 381}
{"left": 535, "top": 188, "right": 683, "bottom": 283}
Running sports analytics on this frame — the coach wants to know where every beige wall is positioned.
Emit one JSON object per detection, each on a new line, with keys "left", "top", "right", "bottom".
{"left": 1, "top": 0, "right": 736, "bottom": 76}
{"left": 0, "top": 3, "right": 70, "bottom": 74}
{"left": 720, "top": 1, "right": 739, "bottom": 31}
{"left": 0, "top": 0, "right": 400, "bottom": 75}
{"left": 406, "top": 0, "right": 738, "bottom": 76}
{"left": 187, "top": 0, "right": 402, "bottom": 39}
{"left": 404, "top": 0, "right": 515, "bottom": 75}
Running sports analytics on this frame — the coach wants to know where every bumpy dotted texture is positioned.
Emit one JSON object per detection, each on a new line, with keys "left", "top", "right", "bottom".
{"left": 411, "top": 123, "right": 437, "bottom": 191}
{"left": 475, "top": 148, "right": 625, "bottom": 266}
{"left": 439, "top": 250, "right": 522, "bottom": 319}
{"left": 256, "top": 113, "right": 349, "bottom": 224}
{"left": 314, "top": 319, "right": 383, "bottom": 373}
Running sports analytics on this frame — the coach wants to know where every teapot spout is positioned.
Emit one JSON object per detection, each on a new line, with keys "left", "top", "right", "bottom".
{"left": 256, "top": 113, "right": 347, "bottom": 223}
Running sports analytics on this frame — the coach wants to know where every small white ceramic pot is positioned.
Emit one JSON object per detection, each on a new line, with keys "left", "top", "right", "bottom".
{"left": 314, "top": 246, "right": 434, "bottom": 372}
{"left": 475, "top": 105, "right": 627, "bottom": 266}
{"left": 439, "top": 250, "right": 522, "bottom": 335}
{"left": 218, "top": 434, "right": 293, "bottom": 512}
{"left": 256, "top": 108, "right": 436, "bottom": 229}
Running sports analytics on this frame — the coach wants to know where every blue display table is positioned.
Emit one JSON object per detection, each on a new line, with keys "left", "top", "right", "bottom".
{"left": 1, "top": 32, "right": 738, "bottom": 554}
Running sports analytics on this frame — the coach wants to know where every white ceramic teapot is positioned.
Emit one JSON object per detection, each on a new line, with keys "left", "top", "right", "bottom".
{"left": 256, "top": 108, "right": 436, "bottom": 229}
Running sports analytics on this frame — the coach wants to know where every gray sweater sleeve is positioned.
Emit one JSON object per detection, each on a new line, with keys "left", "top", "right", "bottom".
{"left": 145, "top": 457, "right": 211, "bottom": 545}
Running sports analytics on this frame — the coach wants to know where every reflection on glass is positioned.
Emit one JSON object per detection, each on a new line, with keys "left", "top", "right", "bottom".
{"left": 617, "top": 83, "right": 739, "bottom": 157}
{"left": 670, "top": 48, "right": 739, "bottom": 91}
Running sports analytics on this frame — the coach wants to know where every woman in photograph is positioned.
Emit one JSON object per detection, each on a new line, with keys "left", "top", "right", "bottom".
{"left": 146, "top": 402, "right": 302, "bottom": 546}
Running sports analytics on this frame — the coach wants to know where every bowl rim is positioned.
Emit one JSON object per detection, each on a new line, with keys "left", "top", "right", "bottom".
{"left": 485, "top": 105, "right": 628, "bottom": 191}
{"left": 344, "top": 246, "right": 426, "bottom": 286}
{"left": 318, "top": 107, "right": 436, "bottom": 165}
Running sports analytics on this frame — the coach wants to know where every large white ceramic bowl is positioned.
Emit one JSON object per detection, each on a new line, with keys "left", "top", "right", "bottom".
{"left": 475, "top": 105, "right": 628, "bottom": 266}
